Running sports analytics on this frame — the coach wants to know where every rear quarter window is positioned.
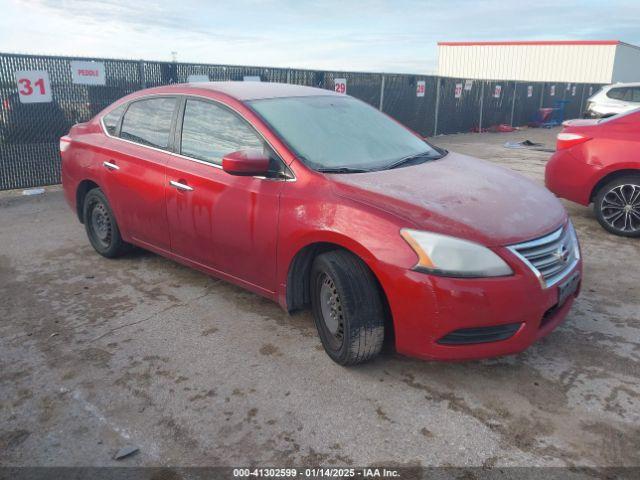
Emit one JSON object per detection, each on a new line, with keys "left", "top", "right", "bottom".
{"left": 102, "top": 104, "right": 126, "bottom": 136}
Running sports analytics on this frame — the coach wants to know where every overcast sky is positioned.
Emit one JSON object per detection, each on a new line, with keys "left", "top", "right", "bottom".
{"left": 1, "top": 0, "right": 639, "bottom": 73}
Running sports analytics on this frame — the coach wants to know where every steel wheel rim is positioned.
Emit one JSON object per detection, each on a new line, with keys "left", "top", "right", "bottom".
{"left": 319, "top": 273, "right": 344, "bottom": 349}
{"left": 90, "top": 201, "right": 112, "bottom": 247}
{"left": 601, "top": 184, "right": 640, "bottom": 233}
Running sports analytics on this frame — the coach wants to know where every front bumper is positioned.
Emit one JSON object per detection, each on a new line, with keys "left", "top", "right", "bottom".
{"left": 381, "top": 250, "right": 582, "bottom": 361}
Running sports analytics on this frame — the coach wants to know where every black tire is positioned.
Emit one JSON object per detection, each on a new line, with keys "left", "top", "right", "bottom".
{"left": 82, "top": 188, "right": 132, "bottom": 257}
{"left": 594, "top": 175, "right": 640, "bottom": 238}
{"left": 310, "top": 250, "right": 385, "bottom": 365}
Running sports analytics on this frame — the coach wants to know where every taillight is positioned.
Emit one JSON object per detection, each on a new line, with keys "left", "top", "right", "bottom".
{"left": 60, "top": 136, "right": 72, "bottom": 153}
{"left": 556, "top": 132, "right": 591, "bottom": 150}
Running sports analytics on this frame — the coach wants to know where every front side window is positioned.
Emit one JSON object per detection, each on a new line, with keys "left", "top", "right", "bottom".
{"left": 120, "top": 97, "right": 177, "bottom": 149}
{"left": 248, "top": 95, "right": 441, "bottom": 171}
{"left": 180, "top": 99, "right": 263, "bottom": 165}
{"left": 103, "top": 104, "right": 126, "bottom": 136}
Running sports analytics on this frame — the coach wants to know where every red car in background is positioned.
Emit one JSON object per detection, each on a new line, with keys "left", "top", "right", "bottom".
{"left": 61, "top": 82, "right": 581, "bottom": 365}
{"left": 546, "top": 109, "right": 640, "bottom": 237}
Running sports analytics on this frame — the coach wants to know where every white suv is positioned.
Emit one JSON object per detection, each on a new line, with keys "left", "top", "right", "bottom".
{"left": 584, "top": 83, "right": 640, "bottom": 118}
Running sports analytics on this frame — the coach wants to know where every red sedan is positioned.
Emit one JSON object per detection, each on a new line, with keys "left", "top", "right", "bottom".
{"left": 61, "top": 82, "right": 581, "bottom": 365}
{"left": 546, "top": 109, "right": 640, "bottom": 237}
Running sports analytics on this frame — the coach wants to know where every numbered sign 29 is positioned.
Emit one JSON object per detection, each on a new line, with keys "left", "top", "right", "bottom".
{"left": 15, "top": 71, "right": 52, "bottom": 103}
{"left": 416, "top": 80, "right": 425, "bottom": 97}
{"left": 334, "top": 78, "right": 347, "bottom": 94}
{"left": 454, "top": 83, "right": 463, "bottom": 99}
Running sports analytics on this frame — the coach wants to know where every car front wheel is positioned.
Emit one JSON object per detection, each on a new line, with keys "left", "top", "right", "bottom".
{"left": 594, "top": 175, "right": 640, "bottom": 237}
{"left": 310, "top": 250, "right": 385, "bottom": 365}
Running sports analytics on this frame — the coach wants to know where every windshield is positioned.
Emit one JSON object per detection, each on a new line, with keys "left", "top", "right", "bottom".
{"left": 247, "top": 95, "right": 441, "bottom": 171}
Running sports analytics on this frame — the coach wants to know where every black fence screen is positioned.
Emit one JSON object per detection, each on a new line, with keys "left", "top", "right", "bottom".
{"left": 0, "top": 52, "right": 603, "bottom": 190}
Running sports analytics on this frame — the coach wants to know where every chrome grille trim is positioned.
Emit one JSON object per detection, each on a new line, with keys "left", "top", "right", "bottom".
{"left": 507, "top": 223, "right": 580, "bottom": 289}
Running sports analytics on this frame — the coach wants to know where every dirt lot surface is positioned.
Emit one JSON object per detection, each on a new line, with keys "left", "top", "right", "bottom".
{"left": 1, "top": 128, "right": 639, "bottom": 469}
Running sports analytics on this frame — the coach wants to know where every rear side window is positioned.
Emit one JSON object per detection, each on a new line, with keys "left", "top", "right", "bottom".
{"left": 607, "top": 88, "right": 629, "bottom": 101}
{"left": 120, "top": 97, "right": 177, "bottom": 149}
{"left": 632, "top": 88, "right": 640, "bottom": 102}
{"left": 102, "top": 104, "right": 126, "bottom": 136}
{"left": 180, "top": 99, "right": 263, "bottom": 165}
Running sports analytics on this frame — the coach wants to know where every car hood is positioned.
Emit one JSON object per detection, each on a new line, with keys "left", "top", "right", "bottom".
{"left": 328, "top": 152, "right": 566, "bottom": 246}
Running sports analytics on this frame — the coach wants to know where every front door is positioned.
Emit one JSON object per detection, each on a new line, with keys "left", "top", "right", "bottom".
{"left": 165, "top": 98, "right": 284, "bottom": 293}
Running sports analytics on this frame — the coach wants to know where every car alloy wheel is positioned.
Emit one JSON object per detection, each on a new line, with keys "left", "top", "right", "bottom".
{"left": 600, "top": 183, "right": 640, "bottom": 234}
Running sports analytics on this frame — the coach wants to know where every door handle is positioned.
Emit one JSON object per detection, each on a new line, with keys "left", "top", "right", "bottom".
{"left": 169, "top": 180, "right": 194, "bottom": 192}
{"left": 103, "top": 161, "right": 119, "bottom": 171}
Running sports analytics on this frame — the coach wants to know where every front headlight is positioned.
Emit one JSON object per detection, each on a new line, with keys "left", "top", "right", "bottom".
{"left": 400, "top": 229, "right": 513, "bottom": 278}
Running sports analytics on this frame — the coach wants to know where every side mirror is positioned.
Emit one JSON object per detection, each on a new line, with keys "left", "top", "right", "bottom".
{"left": 221, "top": 149, "right": 271, "bottom": 176}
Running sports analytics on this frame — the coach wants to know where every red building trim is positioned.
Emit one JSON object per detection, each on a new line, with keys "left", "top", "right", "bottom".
{"left": 438, "top": 40, "right": 620, "bottom": 46}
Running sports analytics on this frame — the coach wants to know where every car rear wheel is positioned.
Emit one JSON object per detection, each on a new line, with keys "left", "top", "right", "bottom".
{"left": 83, "top": 188, "right": 132, "bottom": 257}
{"left": 310, "top": 250, "right": 385, "bottom": 365}
{"left": 594, "top": 175, "right": 640, "bottom": 237}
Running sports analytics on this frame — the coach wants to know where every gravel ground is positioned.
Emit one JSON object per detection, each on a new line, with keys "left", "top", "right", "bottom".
{"left": 1, "top": 127, "right": 638, "bottom": 469}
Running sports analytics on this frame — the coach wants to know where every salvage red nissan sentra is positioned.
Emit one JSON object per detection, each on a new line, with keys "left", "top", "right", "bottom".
{"left": 61, "top": 82, "right": 582, "bottom": 365}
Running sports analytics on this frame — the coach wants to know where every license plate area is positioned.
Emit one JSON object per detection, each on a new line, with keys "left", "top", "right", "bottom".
{"left": 557, "top": 271, "right": 580, "bottom": 307}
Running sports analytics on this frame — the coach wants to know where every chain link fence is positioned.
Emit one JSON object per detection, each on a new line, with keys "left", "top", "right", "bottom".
{"left": 0, "top": 52, "right": 603, "bottom": 190}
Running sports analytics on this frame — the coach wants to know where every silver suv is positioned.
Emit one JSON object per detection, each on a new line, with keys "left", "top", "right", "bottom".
{"left": 584, "top": 82, "right": 640, "bottom": 118}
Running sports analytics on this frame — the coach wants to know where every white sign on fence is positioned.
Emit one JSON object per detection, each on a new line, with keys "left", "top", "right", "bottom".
{"left": 243, "top": 76, "right": 261, "bottom": 82}
{"left": 493, "top": 85, "right": 501, "bottom": 98}
{"left": 416, "top": 80, "right": 425, "bottom": 97}
{"left": 14, "top": 70, "right": 52, "bottom": 103}
{"left": 454, "top": 83, "right": 463, "bottom": 98}
{"left": 571, "top": 85, "right": 576, "bottom": 96}
{"left": 188, "top": 74, "right": 210, "bottom": 83}
{"left": 464, "top": 79, "right": 473, "bottom": 91}
{"left": 527, "top": 85, "right": 533, "bottom": 98}
{"left": 334, "top": 78, "right": 347, "bottom": 94}
{"left": 550, "top": 85, "right": 556, "bottom": 96}
{"left": 70, "top": 61, "right": 106, "bottom": 85}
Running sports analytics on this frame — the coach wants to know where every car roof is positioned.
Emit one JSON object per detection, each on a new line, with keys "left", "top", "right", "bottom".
{"left": 605, "top": 82, "right": 640, "bottom": 88}
{"left": 152, "top": 81, "right": 341, "bottom": 101}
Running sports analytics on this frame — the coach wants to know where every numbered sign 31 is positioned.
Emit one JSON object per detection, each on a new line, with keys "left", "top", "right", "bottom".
{"left": 15, "top": 71, "right": 52, "bottom": 103}
{"left": 334, "top": 78, "right": 347, "bottom": 94}
{"left": 454, "top": 83, "right": 463, "bottom": 99}
{"left": 493, "top": 85, "right": 501, "bottom": 98}
{"left": 416, "top": 80, "right": 425, "bottom": 97}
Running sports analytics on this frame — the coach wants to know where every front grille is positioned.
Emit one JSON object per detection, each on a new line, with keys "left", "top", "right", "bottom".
{"left": 508, "top": 223, "right": 580, "bottom": 288}
{"left": 437, "top": 323, "right": 522, "bottom": 345}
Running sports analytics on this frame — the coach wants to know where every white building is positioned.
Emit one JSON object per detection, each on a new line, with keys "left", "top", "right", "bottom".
{"left": 437, "top": 40, "right": 640, "bottom": 84}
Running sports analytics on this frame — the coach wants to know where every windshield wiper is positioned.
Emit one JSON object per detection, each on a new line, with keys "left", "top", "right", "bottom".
{"left": 385, "top": 151, "right": 439, "bottom": 170}
{"left": 317, "top": 167, "right": 370, "bottom": 173}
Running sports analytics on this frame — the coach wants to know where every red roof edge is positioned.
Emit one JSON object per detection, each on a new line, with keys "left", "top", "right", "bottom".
{"left": 438, "top": 40, "right": 620, "bottom": 46}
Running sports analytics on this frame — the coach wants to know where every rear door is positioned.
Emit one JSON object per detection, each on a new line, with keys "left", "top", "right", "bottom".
{"left": 165, "top": 97, "right": 285, "bottom": 293}
{"left": 99, "top": 96, "right": 179, "bottom": 251}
